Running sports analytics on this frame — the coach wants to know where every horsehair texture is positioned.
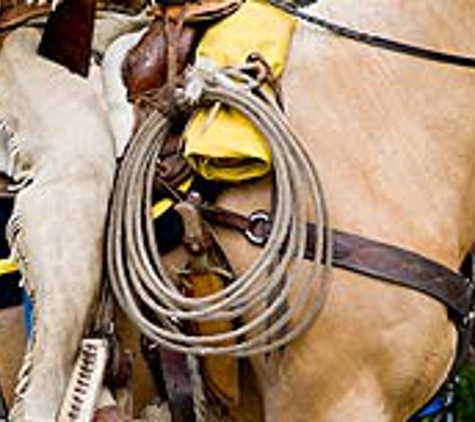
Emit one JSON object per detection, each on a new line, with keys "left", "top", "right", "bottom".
{"left": 106, "top": 59, "right": 332, "bottom": 357}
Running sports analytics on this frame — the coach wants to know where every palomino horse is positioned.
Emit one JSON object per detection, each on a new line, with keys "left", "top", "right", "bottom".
{"left": 285, "top": 2, "right": 475, "bottom": 420}
{"left": 1, "top": 0, "right": 475, "bottom": 421}
{"left": 212, "top": 1, "right": 475, "bottom": 420}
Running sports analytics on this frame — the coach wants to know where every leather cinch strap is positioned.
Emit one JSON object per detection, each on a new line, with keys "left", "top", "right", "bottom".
{"left": 199, "top": 205, "right": 475, "bottom": 324}
{"left": 198, "top": 203, "right": 475, "bottom": 384}
{"left": 331, "top": 230, "right": 473, "bottom": 321}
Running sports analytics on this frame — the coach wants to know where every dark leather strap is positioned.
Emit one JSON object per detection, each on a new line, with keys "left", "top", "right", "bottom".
{"left": 38, "top": 0, "right": 96, "bottom": 77}
{"left": 158, "top": 349, "right": 196, "bottom": 422}
{"left": 331, "top": 229, "right": 473, "bottom": 322}
{"left": 0, "top": 3, "right": 49, "bottom": 32}
{"left": 141, "top": 336, "right": 196, "bottom": 422}
{"left": 0, "top": 178, "right": 21, "bottom": 310}
{"left": 198, "top": 203, "right": 475, "bottom": 387}
{"left": 198, "top": 205, "right": 475, "bottom": 324}
{"left": 0, "top": 383, "right": 7, "bottom": 421}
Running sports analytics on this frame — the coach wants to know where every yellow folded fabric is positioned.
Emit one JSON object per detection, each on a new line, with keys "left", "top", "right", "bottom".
{"left": 184, "top": 0, "right": 295, "bottom": 182}
{"left": 151, "top": 178, "right": 193, "bottom": 219}
{"left": 0, "top": 257, "right": 18, "bottom": 276}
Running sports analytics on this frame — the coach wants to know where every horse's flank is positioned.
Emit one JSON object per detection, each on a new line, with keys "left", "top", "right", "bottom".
{"left": 285, "top": 0, "right": 475, "bottom": 266}
{"left": 214, "top": 1, "right": 475, "bottom": 420}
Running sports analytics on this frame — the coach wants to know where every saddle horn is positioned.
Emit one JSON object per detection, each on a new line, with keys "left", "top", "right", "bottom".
{"left": 38, "top": 0, "right": 97, "bottom": 76}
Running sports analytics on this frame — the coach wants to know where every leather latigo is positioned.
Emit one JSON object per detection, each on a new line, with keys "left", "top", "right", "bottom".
{"left": 176, "top": 202, "right": 239, "bottom": 408}
{"left": 186, "top": 272, "right": 240, "bottom": 407}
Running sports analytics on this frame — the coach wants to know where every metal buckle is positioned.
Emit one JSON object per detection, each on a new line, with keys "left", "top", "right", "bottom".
{"left": 245, "top": 210, "right": 271, "bottom": 246}
{"left": 463, "top": 310, "right": 475, "bottom": 328}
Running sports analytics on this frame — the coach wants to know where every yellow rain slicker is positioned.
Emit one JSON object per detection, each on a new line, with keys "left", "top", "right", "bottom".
{"left": 151, "top": 178, "right": 193, "bottom": 219}
{"left": 0, "top": 257, "right": 18, "bottom": 276}
{"left": 184, "top": 0, "right": 295, "bottom": 182}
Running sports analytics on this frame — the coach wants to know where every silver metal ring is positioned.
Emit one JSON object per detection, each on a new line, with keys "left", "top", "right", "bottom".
{"left": 244, "top": 210, "right": 271, "bottom": 246}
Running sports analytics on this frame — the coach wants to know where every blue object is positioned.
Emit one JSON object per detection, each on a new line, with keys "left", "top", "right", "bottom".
{"left": 22, "top": 290, "right": 33, "bottom": 338}
{"left": 411, "top": 397, "right": 446, "bottom": 419}
{"left": 410, "top": 382, "right": 456, "bottom": 422}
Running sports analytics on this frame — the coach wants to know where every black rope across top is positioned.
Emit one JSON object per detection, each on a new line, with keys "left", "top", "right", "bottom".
{"left": 271, "top": 0, "right": 475, "bottom": 69}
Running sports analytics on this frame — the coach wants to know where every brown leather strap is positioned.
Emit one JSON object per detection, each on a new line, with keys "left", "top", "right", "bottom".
{"left": 0, "top": 3, "right": 49, "bottom": 32}
{"left": 0, "top": 172, "right": 15, "bottom": 201}
{"left": 37, "top": 0, "right": 96, "bottom": 76}
{"left": 330, "top": 229, "right": 473, "bottom": 321}
{"left": 157, "top": 348, "right": 196, "bottom": 422}
{"left": 148, "top": 0, "right": 242, "bottom": 24}
{"left": 142, "top": 337, "right": 196, "bottom": 422}
{"left": 0, "top": 381, "right": 7, "bottom": 421}
{"left": 123, "top": 18, "right": 200, "bottom": 106}
{"left": 197, "top": 205, "right": 475, "bottom": 324}
{"left": 175, "top": 202, "right": 239, "bottom": 408}
{"left": 198, "top": 203, "right": 475, "bottom": 385}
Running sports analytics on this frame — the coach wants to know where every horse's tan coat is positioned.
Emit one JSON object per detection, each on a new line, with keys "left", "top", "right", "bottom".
{"left": 0, "top": 307, "right": 25, "bottom": 407}
{"left": 215, "top": 1, "right": 475, "bottom": 420}
{"left": 1, "top": 1, "right": 475, "bottom": 421}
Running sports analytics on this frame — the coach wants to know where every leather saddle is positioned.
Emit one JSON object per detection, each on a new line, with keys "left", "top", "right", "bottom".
{"left": 0, "top": 0, "right": 240, "bottom": 33}
{"left": 150, "top": 0, "right": 242, "bottom": 22}
{"left": 0, "top": 0, "right": 50, "bottom": 32}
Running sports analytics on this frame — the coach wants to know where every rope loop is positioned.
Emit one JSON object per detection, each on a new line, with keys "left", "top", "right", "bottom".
{"left": 107, "top": 63, "right": 332, "bottom": 356}
{"left": 178, "top": 57, "right": 262, "bottom": 108}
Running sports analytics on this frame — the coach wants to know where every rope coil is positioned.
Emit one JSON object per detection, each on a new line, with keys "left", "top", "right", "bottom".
{"left": 106, "top": 61, "right": 332, "bottom": 356}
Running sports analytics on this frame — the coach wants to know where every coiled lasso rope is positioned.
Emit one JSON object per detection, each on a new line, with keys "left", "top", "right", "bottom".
{"left": 106, "top": 58, "right": 332, "bottom": 357}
